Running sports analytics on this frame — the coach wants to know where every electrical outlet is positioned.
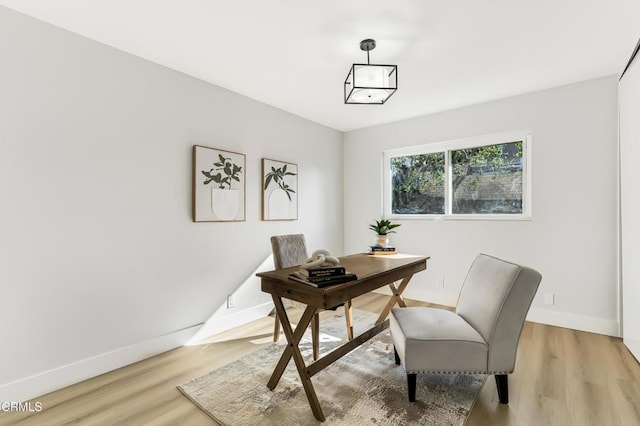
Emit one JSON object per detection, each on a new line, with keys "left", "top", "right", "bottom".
{"left": 544, "top": 293, "right": 554, "bottom": 306}
{"left": 227, "top": 295, "right": 236, "bottom": 309}
{"left": 437, "top": 277, "right": 444, "bottom": 288}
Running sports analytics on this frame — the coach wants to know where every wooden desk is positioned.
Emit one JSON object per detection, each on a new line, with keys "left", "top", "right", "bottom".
{"left": 257, "top": 253, "right": 428, "bottom": 421}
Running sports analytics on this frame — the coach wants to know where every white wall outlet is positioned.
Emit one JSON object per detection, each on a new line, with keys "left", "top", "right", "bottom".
{"left": 437, "top": 277, "right": 444, "bottom": 288}
{"left": 227, "top": 295, "right": 236, "bottom": 309}
{"left": 544, "top": 292, "right": 554, "bottom": 306}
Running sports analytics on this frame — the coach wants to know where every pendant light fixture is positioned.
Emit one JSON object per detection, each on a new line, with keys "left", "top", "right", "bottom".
{"left": 344, "top": 39, "right": 397, "bottom": 105}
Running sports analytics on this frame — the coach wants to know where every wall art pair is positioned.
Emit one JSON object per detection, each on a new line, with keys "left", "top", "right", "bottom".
{"left": 192, "top": 145, "right": 298, "bottom": 222}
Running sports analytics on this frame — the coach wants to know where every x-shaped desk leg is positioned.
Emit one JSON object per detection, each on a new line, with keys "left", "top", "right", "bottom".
{"left": 375, "top": 275, "right": 412, "bottom": 325}
{"left": 267, "top": 295, "right": 325, "bottom": 422}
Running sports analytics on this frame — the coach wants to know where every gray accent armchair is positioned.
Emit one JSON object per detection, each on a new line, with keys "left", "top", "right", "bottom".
{"left": 270, "top": 234, "right": 353, "bottom": 360}
{"left": 390, "top": 253, "right": 542, "bottom": 403}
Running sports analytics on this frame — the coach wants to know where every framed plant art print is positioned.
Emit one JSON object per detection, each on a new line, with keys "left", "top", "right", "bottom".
{"left": 193, "top": 145, "right": 246, "bottom": 222}
{"left": 262, "top": 158, "right": 298, "bottom": 221}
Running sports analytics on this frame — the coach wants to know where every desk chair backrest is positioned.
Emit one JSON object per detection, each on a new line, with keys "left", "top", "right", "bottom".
{"left": 271, "top": 234, "right": 308, "bottom": 269}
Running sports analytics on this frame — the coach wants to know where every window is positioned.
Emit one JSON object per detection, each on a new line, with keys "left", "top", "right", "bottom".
{"left": 383, "top": 131, "right": 531, "bottom": 219}
{"left": 390, "top": 152, "right": 446, "bottom": 214}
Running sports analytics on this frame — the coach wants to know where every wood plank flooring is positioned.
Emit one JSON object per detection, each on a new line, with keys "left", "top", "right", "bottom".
{"left": 1, "top": 293, "right": 639, "bottom": 425}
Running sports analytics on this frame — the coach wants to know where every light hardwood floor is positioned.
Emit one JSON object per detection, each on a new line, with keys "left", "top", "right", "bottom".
{"left": 2, "top": 293, "right": 639, "bottom": 425}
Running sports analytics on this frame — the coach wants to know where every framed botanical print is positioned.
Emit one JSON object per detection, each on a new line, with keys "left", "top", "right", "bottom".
{"left": 193, "top": 145, "right": 246, "bottom": 222}
{"left": 262, "top": 158, "right": 298, "bottom": 220}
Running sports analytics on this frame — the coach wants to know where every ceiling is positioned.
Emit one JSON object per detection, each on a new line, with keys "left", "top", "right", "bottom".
{"left": 1, "top": 1, "right": 639, "bottom": 132}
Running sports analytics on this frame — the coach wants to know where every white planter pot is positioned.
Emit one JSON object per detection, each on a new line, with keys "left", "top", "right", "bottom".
{"left": 375, "top": 235, "right": 390, "bottom": 247}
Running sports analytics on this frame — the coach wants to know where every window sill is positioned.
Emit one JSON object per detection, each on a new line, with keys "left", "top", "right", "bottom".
{"left": 388, "top": 214, "right": 532, "bottom": 222}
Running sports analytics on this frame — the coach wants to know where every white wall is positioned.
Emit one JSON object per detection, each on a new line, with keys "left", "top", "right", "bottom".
{"left": 620, "top": 48, "right": 640, "bottom": 361}
{"left": 344, "top": 76, "right": 619, "bottom": 336}
{"left": 0, "top": 7, "right": 343, "bottom": 401}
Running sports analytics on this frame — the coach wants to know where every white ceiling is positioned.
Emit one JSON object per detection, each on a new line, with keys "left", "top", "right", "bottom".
{"left": 1, "top": 1, "right": 639, "bottom": 132}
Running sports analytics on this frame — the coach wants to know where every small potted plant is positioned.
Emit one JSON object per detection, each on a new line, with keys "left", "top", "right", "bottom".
{"left": 369, "top": 218, "right": 401, "bottom": 247}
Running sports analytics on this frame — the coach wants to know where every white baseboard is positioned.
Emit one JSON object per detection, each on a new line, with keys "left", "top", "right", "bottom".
{"left": 185, "top": 302, "right": 274, "bottom": 345}
{"left": 0, "top": 324, "right": 201, "bottom": 403}
{"left": 0, "top": 301, "right": 275, "bottom": 403}
{"left": 526, "top": 307, "right": 620, "bottom": 337}
{"left": 623, "top": 338, "right": 640, "bottom": 363}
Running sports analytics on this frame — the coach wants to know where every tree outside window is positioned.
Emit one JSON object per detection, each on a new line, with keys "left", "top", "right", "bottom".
{"left": 391, "top": 152, "right": 445, "bottom": 214}
{"left": 451, "top": 141, "right": 523, "bottom": 214}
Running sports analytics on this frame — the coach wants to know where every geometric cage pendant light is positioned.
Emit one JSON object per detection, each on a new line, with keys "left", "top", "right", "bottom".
{"left": 344, "top": 39, "right": 398, "bottom": 104}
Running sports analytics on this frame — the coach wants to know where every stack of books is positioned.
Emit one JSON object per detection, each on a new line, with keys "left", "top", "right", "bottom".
{"left": 368, "top": 245, "right": 397, "bottom": 255}
{"left": 289, "top": 265, "right": 358, "bottom": 288}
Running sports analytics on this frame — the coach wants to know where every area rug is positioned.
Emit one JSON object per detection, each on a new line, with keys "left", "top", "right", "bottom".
{"left": 178, "top": 310, "right": 486, "bottom": 425}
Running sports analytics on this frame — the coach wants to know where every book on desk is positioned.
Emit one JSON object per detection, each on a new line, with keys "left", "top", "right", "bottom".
{"left": 288, "top": 268, "right": 358, "bottom": 288}
{"left": 368, "top": 245, "right": 397, "bottom": 255}
{"left": 297, "top": 266, "right": 346, "bottom": 277}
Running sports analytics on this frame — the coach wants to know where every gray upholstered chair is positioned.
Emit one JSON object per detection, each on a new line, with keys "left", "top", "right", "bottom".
{"left": 271, "top": 234, "right": 353, "bottom": 360}
{"left": 390, "top": 253, "right": 542, "bottom": 403}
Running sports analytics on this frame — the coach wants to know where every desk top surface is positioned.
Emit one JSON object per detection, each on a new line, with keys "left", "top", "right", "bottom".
{"left": 257, "top": 253, "right": 429, "bottom": 309}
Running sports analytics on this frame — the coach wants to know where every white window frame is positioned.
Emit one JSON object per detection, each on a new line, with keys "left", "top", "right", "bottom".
{"left": 382, "top": 130, "right": 532, "bottom": 221}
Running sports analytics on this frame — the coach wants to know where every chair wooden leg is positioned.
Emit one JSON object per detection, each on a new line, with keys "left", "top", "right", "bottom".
{"left": 495, "top": 374, "right": 509, "bottom": 404}
{"left": 273, "top": 311, "right": 280, "bottom": 342}
{"left": 311, "top": 313, "right": 320, "bottom": 361}
{"left": 344, "top": 299, "right": 354, "bottom": 340}
{"left": 394, "top": 346, "right": 401, "bottom": 365}
{"left": 407, "top": 373, "right": 417, "bottom": 402}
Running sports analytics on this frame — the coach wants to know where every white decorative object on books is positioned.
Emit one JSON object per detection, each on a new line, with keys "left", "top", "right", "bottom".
{"left": 301, "top": 250, "right": 340, "bottom": 269}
